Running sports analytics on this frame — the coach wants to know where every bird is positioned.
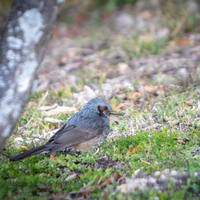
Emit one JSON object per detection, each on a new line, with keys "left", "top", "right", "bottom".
{"left": 10, "top": 98, "right": 121, "bottom": 161}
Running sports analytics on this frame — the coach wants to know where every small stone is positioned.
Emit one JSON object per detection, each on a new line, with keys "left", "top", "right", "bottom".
{"left": 123, "top": 81, "right": 134, "bottom": 91}
{"left": 172, "top": 119, "right": 179, "bottom": 125}
{"left": 117, "top": 63, "right": 130, "bottom": 75}
{"left": 186, "top": 1, "right": 199, "bottom": 13}
{"left": 153, "top": 123, "right": 160, "bottom": 129}
{"left": 132, "top": 169, "right": 141, "bottom": 178}
{"left": 74, "top": 85, "right": 97, "bottom": 104}
{"left": 179, "top": 68, "right": 187, "bottom": 75}
{"left": 159, "top": 174, "right": 166, "bottom": 180}
{"left": 170, "top": 170, "right": 178, "bottom": 177}
{"left": 116, "top": 184, "right": 127, "bottom": 193}
{"left": 115, "top": 13, "right": 134, "bottom": 30}
{"left": 84, "top": 85, "right": 97, "bottom": 101}
{"left": 101, "top": 83, "right": 113, "bottom": 98}
{"left": 74, "top": 92, "right": 85, "bottom": 104}
{"left": 126, "top": 178, "right": 148, "bottom": 192}
{"left": 162, "top": 169, "right": 170, "bottom": 175}
{"left": 148, "top": 177, "right": 157, "bottom": 185}
{"left": 13, "top": 137, "right": 24, "bottom": 144}
{"left": 194, "top": 172, "right": 198, "bottom": 177}
{"left": 156, "top": 27, "right": 170, "bottom": 40}
{"left": 154, "top": 171, "right": 161, "bottom": 177}
{"left": 178, "top": 111, "right": 183, "bottom": 117}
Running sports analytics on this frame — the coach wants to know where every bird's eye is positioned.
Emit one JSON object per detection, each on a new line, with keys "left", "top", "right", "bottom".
{"left": 104, "top": 106, "right": 108, "bottom": 110}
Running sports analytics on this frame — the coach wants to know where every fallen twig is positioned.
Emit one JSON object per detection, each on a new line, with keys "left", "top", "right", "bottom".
{"left": 140, "top": 158, "right": 150, "bottom": 165}
{"left": 36, "top": 91, "right": 49, "bottom": 111}
{"left": 19, "top": 91, "right": 49, "bottom": 133}
{"left": 0, "top": 151, "right": 11, "bottom": 159}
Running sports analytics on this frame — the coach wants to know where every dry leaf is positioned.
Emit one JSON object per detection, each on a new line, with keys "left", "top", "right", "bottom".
{"left": 35, "top": 80, "right": 50, "bottom": 93}
{"left": 50, "top": 154, "right": 56, "bottom": 160}
{"left": 63, "top": 62, "right": 82, "bottom": 72}
{"left": 126, "top": 145, "right": 143, "bottom": 156}
{"left": 139, "top": 35, "right": 154, "bottom": 42}
{"left": 101, "top": 173, "right": 121, "bottom": 188}
{"left": 16, "top": 146, "right": 28, "bottom": 153}
{"left": 81, "top": 187, "right": 92, "bottom": 197}
{"left": 118, "top": 184, "right": 127, "bottom": 192}
{"left": 185, "top": 100, "right": 195, "bottom": 105}
{"left": 174, "top": 137, "right": 191, "bottom": 145}
{"left": 76, "top": 174, "right": 121, "bottom": 197}
{"left": 156, "top": 85, "right": 165, "bottom": 95}
{"left": 59, "top": 55, "right": 67, "bottom": 65}
{"left": 144, "top": 84, "right": 157, "bottom": 94}
{"left": 65, "top": 173, "right": 77, "bottom": 182}
{"left": 50, "top": 126, "right": 56, "bottom": 130}
{"left": 118, "top": 93, "right": 127, "bottom": 99}
{"left": 51, "top": 26, "right": 57, "bottom": 38}
{"left": 175, "top": 37, "right": 194, "bottom": 47}
{"left": 42, "top": 106, "right": 78, "bottom": 117}
{"left": 139, "top": 11, "right": 154, "bottom": 19}
{"left": 177, "top": 138, "right": 186, "bottom": 145}
{"left": 119, "top": 101, "right": 134, "bottom": 110}
{"left": 74, "top": 13, "right": 87, "bottom": 24}
{"left": 27, "top": 102, "right": 34, "bottom": 109}
{"left": 128, "top": 92, "right": 143, "bottom": 100}
{"left": 118, "top": 89, "right": 126, "bottom": 95}
{"left": 81, "top": 185, "right": 99, "bottom": 197}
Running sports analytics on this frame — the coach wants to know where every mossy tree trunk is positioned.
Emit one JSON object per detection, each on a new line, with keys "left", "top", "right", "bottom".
{"left": 0, "top": 0, "right": 64, "bottom": 150}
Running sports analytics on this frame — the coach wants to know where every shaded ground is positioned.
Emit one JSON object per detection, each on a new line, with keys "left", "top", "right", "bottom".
{"left": 1, "top": 0, "right": 200, "bottom": 199}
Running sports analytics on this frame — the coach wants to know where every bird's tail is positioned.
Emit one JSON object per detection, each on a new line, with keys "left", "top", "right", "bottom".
{"left": 10, "top": 145, "right": 49, "bottom": 161}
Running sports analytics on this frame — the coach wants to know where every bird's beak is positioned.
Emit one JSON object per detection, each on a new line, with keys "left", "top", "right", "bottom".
{"left": 110, "top": 111, "right": 123, "bottom": 116}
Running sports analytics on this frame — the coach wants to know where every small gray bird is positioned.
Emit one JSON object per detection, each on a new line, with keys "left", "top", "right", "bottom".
{"left": 10, "top": 98, "right": 120, "bottom": 161}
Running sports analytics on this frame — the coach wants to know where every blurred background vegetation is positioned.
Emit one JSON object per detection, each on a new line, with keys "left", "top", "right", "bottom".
{"left": 0, "top": 0, "right": 200, "bottom": 39}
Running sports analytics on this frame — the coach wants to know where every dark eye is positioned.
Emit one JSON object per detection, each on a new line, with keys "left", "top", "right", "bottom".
{"left": 104, "top": 106, "right": 108, "bottom": 110}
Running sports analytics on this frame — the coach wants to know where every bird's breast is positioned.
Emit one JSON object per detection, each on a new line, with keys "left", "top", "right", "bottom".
{"left": 71, "top": 135, "right": 103, "bottom": 151}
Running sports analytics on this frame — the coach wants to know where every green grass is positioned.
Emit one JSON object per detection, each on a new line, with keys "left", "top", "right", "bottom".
{"left": 2, "top": 83, "right": 200, "bottom": 199}
{"left": 1, "top": 125, "right": 200, "bottom": 199}
{"left": 121, "top": 38, "right": 168, "bottom": 60}
{"left": 1, "top": 82, "right": 200, "bottom": 199}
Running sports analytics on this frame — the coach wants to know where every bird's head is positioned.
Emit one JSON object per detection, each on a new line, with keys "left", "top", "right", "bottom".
{"left": 82, "top": 98, "right": 122, "bottom": 118}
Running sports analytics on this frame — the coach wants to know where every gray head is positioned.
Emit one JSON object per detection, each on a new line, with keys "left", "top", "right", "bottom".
{"left": 82, "top": 98, "right": 113, "bottom": 118}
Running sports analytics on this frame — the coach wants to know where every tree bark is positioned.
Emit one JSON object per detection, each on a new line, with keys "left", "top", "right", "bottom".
{"left": 0, "top": 0, "right": 64, "bottom": 150}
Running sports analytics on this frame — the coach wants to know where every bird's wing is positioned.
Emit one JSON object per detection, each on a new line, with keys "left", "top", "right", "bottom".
{"left": 48, "top": 124, "right": 75, "bottom": 142}
{"left": 48, "top": 125, "right": 103, "bottom": 153}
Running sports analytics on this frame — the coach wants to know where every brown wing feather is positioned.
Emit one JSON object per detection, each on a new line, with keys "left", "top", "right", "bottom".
{"left": 48, "top": 126, "right": 103, "bottom": 154}
{"left": 48, "top": 125, "right": 76, "bottom": 142}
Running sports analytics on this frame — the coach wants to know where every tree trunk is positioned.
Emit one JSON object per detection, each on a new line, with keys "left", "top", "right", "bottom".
{"left": 0, "top": 0, "right": 64, "bottom": 150}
